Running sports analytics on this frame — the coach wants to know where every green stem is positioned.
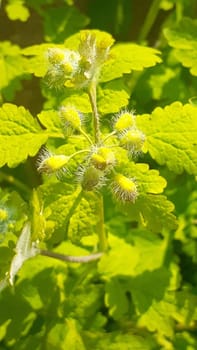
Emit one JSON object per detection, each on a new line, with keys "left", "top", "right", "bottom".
{"left": 138, "top": 0, "right": 162, "bottom": 42}
{"left": 40, "top": 249, "right": 103, "bottom": 263}
{"left": 97, "top": 193, "right": 108, "bottom": 251}
{"left": 79, "top": 127, "right": 93, "bottom": 145}
{"left": 69, "top": 149, "right": 90, "bottom": 160}
{"left": 88, "top": 82, "right": 100, "bottom": 144}
{"left": 175, "top": 1, "right": 183, "bottom": 22}
{"left": 102, "top": 130, "right": 117, "bottom": 144}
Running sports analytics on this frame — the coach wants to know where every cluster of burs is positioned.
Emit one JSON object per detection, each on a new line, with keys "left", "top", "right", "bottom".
{"left": 37, "top": 33, "right": 146, "bottom": 204}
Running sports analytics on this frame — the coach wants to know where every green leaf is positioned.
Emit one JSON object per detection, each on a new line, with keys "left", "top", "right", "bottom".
{"left": 174, "top": 332, "right": 197, "bottom": 350}
{"left": 44, "top": 6, "right": 89, "bottom": 43}
{"left": 93, "top": 331, "right": 158, "bottom": 350}
{"left": 60, "top": 90, "right": 92, "bottom": 113}
{"left": 0, "top": 287, "right": 36, "bottom": 343}
{"left": 5, "top": 0, "right": 30, "bottom": 22}
{"left": 138, "top": 289, "right": 197, "bottom": 338}
{"left": 137, "top": 102, "right": 197, "bottom": 175}
{"left": 67, "top": 191, "right": 101, "bottom": 243}
{"left": 0, "top": 103, "right": 48, "bottom": 167}
{"left": 98, "top": 79, "right": 129, "bottom": 114}
{"left": 126, "top": 194, "right": 177, "bottom": 232}
{"left": 98, "top": 234, "right": 139, "bottom": 278}
{"left": 46, "top": 319, "right": 86, "bottom": 350}
{"left": 164, "top": 17, "right": 197, "bottom": 76}
{"left": 129, "top": 267, "right": 171, "bottom": 314}
{"left": 100, "top": 43, "right": 162, "bottom": 82}
{"left": 22, "top": 44, "right": 54, "bottom": 77}
{"left": 121, "top": 162, "right": 167, "bottom": 195}
{"left": 0, "top": 41, "right": 29, "bottom": 100}
{"left": 37, "top": 110, "right": 64, "bottom": 138}
{"left": 105, "top": 278, "right": 130, "bottom": 320}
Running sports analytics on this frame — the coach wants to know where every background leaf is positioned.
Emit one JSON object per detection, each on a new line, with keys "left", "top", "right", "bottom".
{"left": 164, "top": 17, "right": 197, "bottom": 76}
{"left": 0, "top": 103, "right": 48, "bottom": 167}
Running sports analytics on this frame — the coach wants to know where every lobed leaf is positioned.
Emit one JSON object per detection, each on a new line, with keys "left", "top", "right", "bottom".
{"left": 98, "top": 79, "right": 129, "bottom": 114}
{"left": 5, "top": 0, "right": 30, "bottom": 22}
{"left": 0, "top": 41, "right": 29, "bottom": 100}
{"left": 126, "top": 194, "right": 177, "bottom": 232}
{"left": 100, "top": 43, "right": 162, "bottom": 82}
{"left": 137, "top": 102, "right": 197, "bottom": 175}
{"left": 0, "top": 103, "right": 48, "bottom": 167}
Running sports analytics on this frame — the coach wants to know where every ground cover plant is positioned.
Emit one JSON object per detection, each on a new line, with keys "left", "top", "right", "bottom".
{"left": 0, "top": 0, "right": 197, "bottom": 349}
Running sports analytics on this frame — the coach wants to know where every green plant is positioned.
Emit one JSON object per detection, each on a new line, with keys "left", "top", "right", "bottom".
{"left": 0, "top": 1, "right": 197, "bottom": 349}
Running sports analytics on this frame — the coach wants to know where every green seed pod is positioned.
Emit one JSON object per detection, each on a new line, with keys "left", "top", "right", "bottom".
{"left": 37, "top": 149, "right": 69, "bottom": 175}
{"left": 112, "top": 174, "right": 138, "bottom": 203}
{"left": 91, "top": 147, "right": 116, "bottom": 170}
{"left": 59, "top": 106, "right": 82, "bottom": 131}
{"left": 78, "top": 166, "right": 105, "bottom": 191}
{"left": 120, "top": 128, "right": 145, "bottom": 154}
{"left": 114, "top": 111, "right": 136, "bottom": 133}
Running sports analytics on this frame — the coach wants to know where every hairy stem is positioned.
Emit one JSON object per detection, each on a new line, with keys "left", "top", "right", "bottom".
{"left": 88, "top": 82, "right": 108, "bottom": 251}
{"left": 88, "top": 82, "right": 100, "bottom": 144}
{"left": 40, "top": 249, "right": 103, "bottom": 263}
{"left": 79, "top": 128, "right": 93, "bottom": 145}
{"left": 138, "top": 0, "right": 162, "bottom": 42}
{"left": 97, "top": 193, "right": 108, "bottom": 251}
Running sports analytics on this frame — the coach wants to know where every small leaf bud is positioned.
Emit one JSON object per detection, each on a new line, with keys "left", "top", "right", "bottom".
{"left": 111, "top": 174, "right": 138, "bottom": 203}
{"left": 120, "top": 128, "right": 145, "bottom": 154}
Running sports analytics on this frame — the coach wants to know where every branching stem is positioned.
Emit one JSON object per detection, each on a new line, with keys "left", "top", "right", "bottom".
{"left": 40, "top": 249, "right": 103, "bottom": 263}
{"left": 79, "top": 127, "right": 93, "bottom": 145}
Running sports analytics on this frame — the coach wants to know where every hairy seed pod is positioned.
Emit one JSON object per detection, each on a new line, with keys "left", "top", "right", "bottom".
{"left": 77, "top": 166, "right": 105, "bottom": 191}
{"left": 114, "top": 111, "right": 136, "bottom": 133}
{"left": 37, "top": 149, "right": 69, "bottom": 175}
{"left": 111, "top": 174, "right": 138, "bottom": 203}
{"left": 120, "top": 128, "right": 145, "bottom": 154}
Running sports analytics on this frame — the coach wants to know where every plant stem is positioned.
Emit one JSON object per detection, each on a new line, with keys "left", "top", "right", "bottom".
{"left": 97, "top": 193, "right": 108, "bottom": 251}
{"left": 102, "top": 131, "right": 117, "bottom": 144}
{"left": 138, "top": 0, "right": 162, "bottom": 42}
{"left": 40, "top": 249, "right": 103, "bottom": 263}
{"left": 88, "top": 82, "right": 100, "bottom": 144}
{"left": 88, "top": 82, "right": 108, "bottom": 251}
{"left": 69, "top": 149, "right": 90, "bottom": 159}
{"left": 79, "top": 128, "right": 93, "bottom": 145}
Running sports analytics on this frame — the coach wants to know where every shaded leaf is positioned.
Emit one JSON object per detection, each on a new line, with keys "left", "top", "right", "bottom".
{"left": 164, "top": 17, "right": 197, "bottom": 76}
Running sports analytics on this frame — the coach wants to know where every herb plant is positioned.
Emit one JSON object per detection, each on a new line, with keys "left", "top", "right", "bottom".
{"left": 0, "top": 1, "right": 197, "bottom": 349}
